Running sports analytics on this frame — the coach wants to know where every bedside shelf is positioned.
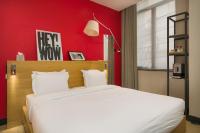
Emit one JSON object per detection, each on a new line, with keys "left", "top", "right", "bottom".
{"left": 168, "top": 52, "right": 188, "bottom": 56}
{"left": 169, "top": 34, "right": 189, "bottom": 40}
{"left": 170, "top": 76, "right": 185, "bottom": 79}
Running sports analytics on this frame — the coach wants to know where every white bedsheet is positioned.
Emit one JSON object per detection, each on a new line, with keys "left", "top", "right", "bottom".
{"left": 26, "top": 86, "right": 86, "bottom": 118}
{"left": 27, "top": 85, "right": 184, "bottom": 133}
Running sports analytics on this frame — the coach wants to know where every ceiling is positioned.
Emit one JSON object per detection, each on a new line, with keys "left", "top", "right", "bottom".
{"left": 90, "top": 0, "right": 140, "bottom": 11}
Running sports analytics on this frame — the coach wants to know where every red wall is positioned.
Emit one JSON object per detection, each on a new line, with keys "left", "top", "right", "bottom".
{"left": 0, "top": 0, "right": 121, "bottom": 119}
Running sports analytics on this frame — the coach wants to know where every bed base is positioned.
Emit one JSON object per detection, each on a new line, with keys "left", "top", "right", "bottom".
{"left": 22, "top": 106, "right": 186, "bottom": 133}
{"left": 171, "top": 116, "right": 186, "bottom": 133}
{"left": 22, "top": 106, "right": 33, "bottom": 133}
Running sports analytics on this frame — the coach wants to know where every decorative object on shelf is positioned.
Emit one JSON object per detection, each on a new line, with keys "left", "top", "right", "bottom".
{"left": 177, "top": 45, "right": 184, "bottom": 52}
{"left": 170, "top": 45, "right": 184, "bottom": 54}
{"left": 83, "top": 13, "right": 121, "bottom": 53}
{"left": 173, "top": 63, "right": 185, "bottom": 77}
{"left": 36, "top": 30, "right": 63, "bottom": 61}
{"left": 16, "top": 52, "right": 25, "bottom": 61}
{"left": 69, "top": 52, "right": 85, "bottom": 61}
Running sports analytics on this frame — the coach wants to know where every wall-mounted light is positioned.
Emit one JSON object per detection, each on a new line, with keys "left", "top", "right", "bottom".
{"left": 11, "top": 64, "right": 16, "bottom": 75}
{"left": 83, "top": 13, "right": 121, "bottom": 53}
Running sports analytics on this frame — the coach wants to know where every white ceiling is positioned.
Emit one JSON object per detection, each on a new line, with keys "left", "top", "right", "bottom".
{"left": 90, "top": 0, "right": 140, "bottom": 11}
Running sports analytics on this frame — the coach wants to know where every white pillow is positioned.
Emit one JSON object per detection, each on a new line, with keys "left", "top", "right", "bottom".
{"left": 31, "top": 70, "right": 69, "bottom": 95}
{"left": 81, "top": 69, "right": 107, "bottom": 87}
{"left": 31, "top": 70, "right": 66, "bottom": 91}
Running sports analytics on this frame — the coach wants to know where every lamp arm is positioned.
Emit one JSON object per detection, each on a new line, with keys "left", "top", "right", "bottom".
{"left": 93, "top": 14, "right": 121, "bottom": 52}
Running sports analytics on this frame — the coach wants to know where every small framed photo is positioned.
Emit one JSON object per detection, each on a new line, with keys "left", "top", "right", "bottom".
{"left": 69, "top": 52, "right": 85, "bottom": 61}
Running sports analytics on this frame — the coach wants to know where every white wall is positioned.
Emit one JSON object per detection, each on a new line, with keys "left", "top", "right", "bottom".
{"left": 138, "top": 70, "right": 167, "bottom": 95}
{"left": 138, "top": 70, "right": 185, "bottom": 99}
{"left": 189, "top": 0, "right": 200, "bottom": 118}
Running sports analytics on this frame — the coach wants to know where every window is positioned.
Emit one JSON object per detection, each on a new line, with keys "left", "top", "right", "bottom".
{"left": 137, "top": 0, "right": 175, "bottom": 69}
{"left": 103, "top": 34, "right": 109, "bottom": 61}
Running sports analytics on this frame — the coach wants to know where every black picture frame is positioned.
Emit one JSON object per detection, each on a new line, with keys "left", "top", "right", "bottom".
{"left": 68, "top": 52, "right": 85, "bottom": 61}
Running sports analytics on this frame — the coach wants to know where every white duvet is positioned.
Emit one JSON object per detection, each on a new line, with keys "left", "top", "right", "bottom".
{"left": 28, "top": 85, "right": 184, "bottom": 133}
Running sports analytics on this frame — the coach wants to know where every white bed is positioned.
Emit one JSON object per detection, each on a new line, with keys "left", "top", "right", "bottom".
{"left": 26, "top": 85, "right": 184, "bottom": 133}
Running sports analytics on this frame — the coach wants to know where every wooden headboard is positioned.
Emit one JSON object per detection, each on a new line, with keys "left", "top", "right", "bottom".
{"left": 6, "top": 61, "right": 106, "bottom": 128}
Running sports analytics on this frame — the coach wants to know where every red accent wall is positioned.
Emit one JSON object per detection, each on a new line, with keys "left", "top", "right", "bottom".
{"left": 0, "top": 0, "right": 121, "bottom": 119}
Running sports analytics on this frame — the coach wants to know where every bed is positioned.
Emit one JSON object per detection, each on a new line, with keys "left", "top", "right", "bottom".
{"left": 25, "top": 85, "right": 185, "bottom": 133}
{"left": 6, "top": 61, "right": 186, "bottom": 133}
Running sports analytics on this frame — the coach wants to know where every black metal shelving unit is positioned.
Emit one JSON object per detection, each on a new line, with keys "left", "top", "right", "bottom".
{"left": 167, "top": 12, "right": 189, "bottom": 116}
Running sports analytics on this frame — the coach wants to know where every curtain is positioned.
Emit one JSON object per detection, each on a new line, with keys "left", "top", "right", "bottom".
{"left": 121, "top": 5, "right": 138, "bottom": 89}
{"left": 107, "top": 36, "right": 115, "bottom": 84}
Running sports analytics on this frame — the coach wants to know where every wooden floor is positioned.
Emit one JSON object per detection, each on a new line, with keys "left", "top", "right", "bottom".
{"left": 0, "top": 125, "right": 24, "bottom": 133}
{"left": 0, "top": 121, "right": 200, "bottom": 133}
{"left": 186, "top": 121, "right": 200, "bottom": 133}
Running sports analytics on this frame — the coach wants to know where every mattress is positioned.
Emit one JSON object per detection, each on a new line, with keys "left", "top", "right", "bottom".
{"left": 26, "top": 86, "right": 86, "bottom": 121}
{"left": 27, "top": 85, "right": 185, "bottom": 133}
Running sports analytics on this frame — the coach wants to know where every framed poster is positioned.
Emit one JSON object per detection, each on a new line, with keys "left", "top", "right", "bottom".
{"left": 69, "top": 52, "right": 85, "bottom": 61}
{"left": 36, "top": 30, "right": 63, "bottom": 61}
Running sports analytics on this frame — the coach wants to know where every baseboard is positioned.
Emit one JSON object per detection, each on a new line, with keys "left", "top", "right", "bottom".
{"left": 188, "top": 115, "right": 200, "bottom": 124}
{"left": 0, "top": 118, "right": 7, "bottom": 126}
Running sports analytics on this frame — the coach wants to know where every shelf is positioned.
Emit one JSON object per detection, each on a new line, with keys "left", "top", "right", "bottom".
{"left": 169, "top": 34, "right": 189, "bottom": 40}
{"left": 168, "top": 12, "right": 189, "bottom": 19}
{"left": 167, "top": 12, "right": 189, "bottom": 116}
{"left": 170, "top": 76, "right": 185, "bottom": 79}
{"left": 168, "top": 12, "right": 189, "bottom": 22}
{"left": 168, "top": 52, "right": 188, "bottom": 56}
{"left": 175, "top": 17, "right": 189, "bottom": 22}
